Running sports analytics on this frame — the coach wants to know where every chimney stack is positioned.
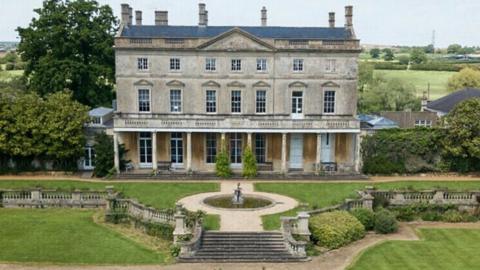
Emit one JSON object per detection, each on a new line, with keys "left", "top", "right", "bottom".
{"left": 135, "top": 10, "right": 142, "bottom": 25}
{"left": 345, "top": 6, "right": 353, "bottom": 28}
{"left": 155, "top": 11, "right": 168, "bottom": 25}
{"left": 121, "top": 4, "right": 130, "bottom": 26}
{"left": 205, "top": 10, "right": 209, "bottom": 26}
{"left": 199, "top": 3, "right": 207, "bottom": 26}
{"left": 329, "top": 12, "right": 335, "bottom": 28}
{"left": 128, "top": 7, "right": 133, "bottom": 26}
{"left": 261, "top": 7, "right": 267, "bottom": 26}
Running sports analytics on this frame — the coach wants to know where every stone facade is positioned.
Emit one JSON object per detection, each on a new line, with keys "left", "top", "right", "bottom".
{"left": 113, "top": 3, "right": 362, "bottom": 175}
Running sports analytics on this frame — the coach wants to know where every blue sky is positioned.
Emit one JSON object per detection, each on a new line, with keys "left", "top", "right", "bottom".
{"left": 1, "top": 0, "right": 479, "bottom": 47}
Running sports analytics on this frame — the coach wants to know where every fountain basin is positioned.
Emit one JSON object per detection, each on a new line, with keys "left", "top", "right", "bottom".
{"left": 203, "top": 194, "right": 274, "bottom": 210}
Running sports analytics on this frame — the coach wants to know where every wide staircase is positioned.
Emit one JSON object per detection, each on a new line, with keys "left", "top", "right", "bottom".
{"left": 178, "top": 231, "right": 308, "bottom": 263}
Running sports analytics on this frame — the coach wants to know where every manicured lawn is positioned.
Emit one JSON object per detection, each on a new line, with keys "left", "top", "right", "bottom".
{"left": 0, "top": 209, "right": 167, "bottom": 264}
{"left": 256, "top": 181, "right": 480, "bottom": 230}
{"left": 349, "top": 228, "right": 480, "bottom": 270}
{"left": 374, "top": 70, "right": 456, "bottom": 99}
{"left": 0, "top": 180, "right": 219, "bottom": 209}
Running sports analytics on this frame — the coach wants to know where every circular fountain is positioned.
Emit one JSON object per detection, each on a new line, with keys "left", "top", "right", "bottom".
{"left": 202, "top": 183, "right": 274, "bottom": 210}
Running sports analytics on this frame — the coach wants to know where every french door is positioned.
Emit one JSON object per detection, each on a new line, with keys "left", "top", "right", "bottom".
{"left": 291, "top": 91, "right": 303, "bottom": 119}
{"left": 289, "top": 134, "right": 303, "bottom": 169}
{"left": 139, "top": 132, "right": 152, "bottom": 168}
{"left": 170, "top": 132, "right": 183, "bottom": 167}
{"left": 83, "top": 146, "right": 95, "bottom": 170}
{"left": 230, "top": 133, "right": 242, "bottom": 164}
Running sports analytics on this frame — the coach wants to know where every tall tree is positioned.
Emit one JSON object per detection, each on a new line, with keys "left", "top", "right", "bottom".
{"left": 369, "top": 48, "right": 381, "bottom": 59}
{"left": 410, "top": 48, "right": 428, "bottom": 64}
{"left": 17, "top": 0, "right": 117, "bottom": 107}
{"left": 447, "top": 68, "right": 480, "bottom": 92}
{"left": 443, "top": 98, "right": 480, "bottom": 172}
{"left": 382, "top": 48, "right": 395, "bottom": 61}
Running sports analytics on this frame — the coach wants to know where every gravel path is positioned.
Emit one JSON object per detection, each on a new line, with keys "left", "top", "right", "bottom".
{"left": 178, "top": 181, "right": 298, "bottom": 231}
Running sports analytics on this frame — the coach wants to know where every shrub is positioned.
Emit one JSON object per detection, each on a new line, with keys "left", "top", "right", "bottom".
{"left": 373, "top": 62, "right": 407, "bottom": 70}
{"left": 397, "top": 55, "right": 410, "bottom": 65}
{"left": 105, "top": 210, "right": 128, "bottom": 224}
{"left": 442, "top": 210, "right": 467, "bottom": 223}
{"left": 242, "top": 147, "right": 257, "bottom": 178}
{"left": 394, "top": 205, "right": 418, "bottom": 221}
{"left": 170, "top": 244, "right": 181, "bottom": 257}
{"left": 421, "top": 211, "right": 443, "bottom": 221}
{"left": 93, "top": 132, "right": 129, "bottom": 177}
{"left": 373, "top": 209, "right": 398, "bottom": 234}
{"left": 5, "top": 63, "right": 14, "bottom": 70}
{"left": 215, "top": 150, "right": 232, "bottom": 178}
{"left": 351, "top": 208, "right": 375, "bottom": 230}
{"left": 309, "top": 211, "right": 365, "bottom": 249}
{"left": 410, "top": 62, "right": 461, "bottom": 72}
{"left": 137, "top": 221, "right": 174, "bottom": 241}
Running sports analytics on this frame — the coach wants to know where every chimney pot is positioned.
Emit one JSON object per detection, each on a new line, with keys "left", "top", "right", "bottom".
{"left": 155, "top": 11, "right": 168, "bottom": 26}
{"left": 205, "top": 10, "right": 209, "bottom": 26}
{"left": 128, "top": 7, "right": 133, "bottom": 26}
{"left": 261, "top": 7, "right": 267, "bottom": 26}
{"left": 329, "top": 12, "right": 335, "bottom": 28}
{"left": 345, "top": 6, "right": 353, "bottom": 28}
{"left": 121, "top": 4, "right": 130, "bottom": 26}
{"left": 135, "top": 10, "right": 142, "bottom": 25}
{"left": 199, "top": 3, "right": 206, "bottom": 26}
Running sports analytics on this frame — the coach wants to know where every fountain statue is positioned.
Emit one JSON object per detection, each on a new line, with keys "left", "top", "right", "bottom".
{"left": 232, "top": 183, "right": 244, "bottom": 205}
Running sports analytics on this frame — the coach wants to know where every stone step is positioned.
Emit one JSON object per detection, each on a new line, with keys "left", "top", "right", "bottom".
{"left": 178, "top": 256, "right": 307, "bottom": 263}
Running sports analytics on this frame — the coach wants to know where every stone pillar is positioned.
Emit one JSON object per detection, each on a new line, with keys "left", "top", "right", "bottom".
{"left": 31, "top": 188, "right": 42, "bottom": 200}
{"left": 186, "top": 132, "right": 192, "bottom": 172}
{"left": 152, "top": 132, "right": 158, "bottom": 171}
{"left": 354, "top": 133, "right": 362, "bottom": 173}
{"left": 113, "top": 132, "right": 120, "bottom": 173}
{"left": 173, "top": 211, "right": 187, "bottom": 244}
{"left": 362, "top": 194, "right": 374, "bottom": 210}
{"left": 281, "top": 133, "right": 287, "bottom": 173}
{"left": 247, "top": 133, "right": 252, "bottom": 148}
{"left": 221, "top": 133, "right": 226, "bottom": 151}
{"left": 296, "top": 212, "right": 311, "bottom": 237}
{"left": 316, "top": 133, "right": 322, "bottom": 173}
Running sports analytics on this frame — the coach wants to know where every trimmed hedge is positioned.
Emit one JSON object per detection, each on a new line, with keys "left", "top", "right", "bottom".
{"left": 373, "top": 209, "right": 398, "bottom": 234}
{"left": 351, "top": 208, "right": 375, "bottom": 230}
{"left": 309, "top": 211, "right": 365, "bottom": 249}
{"left": 373, "top": 62, "right": 407, "bottom": 70}
{"left": 410, "top": 62, "right": 461, "bottom": 72}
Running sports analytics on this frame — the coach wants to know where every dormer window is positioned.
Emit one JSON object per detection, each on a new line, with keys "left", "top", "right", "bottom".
{"left": 293, "top": 59, "right": 304, "bottom": 72}
{"left": 91, "top": 117, "right": 102, "bottom": 125}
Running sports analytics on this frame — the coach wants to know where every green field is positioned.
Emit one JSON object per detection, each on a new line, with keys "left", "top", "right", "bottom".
{"left": 0, "top": 65, "right": 23, "bottom": 81}
{"left": 255, "top": 181, "right": 480, "bottom": 230}
{"left": 374, "top": 70, "right": 456, "bottom": 99}
{"left": 349, "top": 228, "right": 480, "bottom": 270}
{"left": 0, "top": 209, "right": 168, "bottom": 264}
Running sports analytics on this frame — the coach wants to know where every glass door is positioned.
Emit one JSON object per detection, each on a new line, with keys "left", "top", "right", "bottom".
{"left": 170, "top": 132, "right": 184, "bottom": 167}
{"left": 291, "top": 91, "right": 303, "bottom": 119}
{"left": 139, "top": 132, "right": 153, "bottom": 168}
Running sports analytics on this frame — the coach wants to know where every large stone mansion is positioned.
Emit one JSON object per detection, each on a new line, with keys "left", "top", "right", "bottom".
{"left": 113, "top": 3, "right": 361, "bottom": 175}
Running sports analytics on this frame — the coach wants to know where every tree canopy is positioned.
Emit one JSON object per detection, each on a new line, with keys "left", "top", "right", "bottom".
{"left": 16, "top": 0, "right": 117, "bottom": 107}
{"left": 443, "top": 98, "right": 480, "bottom": 172}
{"left": 447, "top": 68, "right": 480, "bottom": 92}
{"left": 410, "top": 48, "right": 428, "bottom": 64}
{"left": 370, "top": 48, "right": 381, "bottom": 59}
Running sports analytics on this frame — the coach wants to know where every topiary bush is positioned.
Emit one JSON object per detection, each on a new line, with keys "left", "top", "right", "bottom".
{"left": 215, "top": 150, "right": 232, "bottom": 178}
{"left": 373, "top": 208, "right": 398, "bottom": 234}
{"left": 242, "top": 147, "right": 257, "bottom": 178}
{"left": 351, "top": 208, "right": 375, "bottom": 230}
{"left": 309, "top": 210, "right": 365, "bottom": 249}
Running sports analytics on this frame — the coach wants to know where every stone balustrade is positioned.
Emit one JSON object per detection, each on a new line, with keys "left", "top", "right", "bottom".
{"left": 107, "top": 198, "right": 176, "bottom": 225}
{"left": 280, "top": 212, "right": 311, "bottom": 257}
{"left": 1, "top": 188, "right": 110, "bottom": 208}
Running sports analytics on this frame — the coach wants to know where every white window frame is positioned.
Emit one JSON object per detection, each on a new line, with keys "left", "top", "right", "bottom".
{"left": 256, "top": 58, "right": 267, "bottom": 72}
{"left": 170, "top": 132, "right": 184, "bottom": 166}
{"left": 293, "top": 59, "right": 304, "bottom": 72}
{"left": 137, "top": 57, "right": 149, "bottom": 71}
{"left": 230, "top": 133, "right": 242, "bottom": 165}
{"left": 231, "top": 59, "right": 242, "bottom": 72}
{"left": 170, "top": 89, "right": 182, "bottom": 113}
{"left": 231, "top": 90, "right": 242, "bottom": 114}
{"left": 205, "top": 133, "right": 217, "bottom": 164}
{"left": 325, "top": 59, "right": 337, "bottom": 73}
{"left": 206, "top": 90, "right": 217, "bottom": 113}
{"left": 138, "top": 132, "right": 153, "bottom": 168}
{"left": 256, "top": 90, "right": 267, "bottom": 114}
{"left": 138, "top": 88, "right": 151, "bottom": 113}
{"left": 323, "top": 90, "right": 336, "bottom": 114}
{"left": 415, "top": 120, "right": 433, "bottom": 128}
{"left": 83, "top": 146, "right": 95, "bottom": 170}
{"left": 254, "top": 134, "right": 267, "bottom": 164}
{"left": 169, "top": 57, "right": 181, "bottom": 71}
{"left": 91, "top": 117, "right": 102, "bottom": 125}
{"left": 291, "top": 90, "right": 304, "bottom": 119}
{"left": 205, "top": 58, "right": 216, "bottom": 72}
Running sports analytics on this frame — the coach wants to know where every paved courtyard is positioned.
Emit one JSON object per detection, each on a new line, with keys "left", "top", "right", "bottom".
{"left": 178, "top": 181, "right": 298, "bottom": 231}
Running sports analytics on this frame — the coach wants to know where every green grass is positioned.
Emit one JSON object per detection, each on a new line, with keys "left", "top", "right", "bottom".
{"left": 374, "top": 70, "right": 456, "bottom": 99}
{"left": 349, "top": 228, "right": 480, "bottom": 270}
{"left": 0, "top": 208, "right": 168, "bottom": 264}
{"left": 256, "top": 181, "right": 480, "bottom": 230}
{"left": 0, "top": 65, "right": 23, "bottom": 81}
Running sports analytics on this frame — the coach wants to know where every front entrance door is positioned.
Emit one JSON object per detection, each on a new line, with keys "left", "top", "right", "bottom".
{"left": 139, "top": 132, "right": 153, "bottom": 168}
{"left": 321, "top": 133, "right": 334, "bottom": 162}
{"left": 170, "top": 132, "right": 183, "bottom": 167}
{"left": 289, "top": 134, "right": 303, "bottom": 169}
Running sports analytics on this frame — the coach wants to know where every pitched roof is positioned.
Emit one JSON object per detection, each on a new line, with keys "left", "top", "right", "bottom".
{"left": 121, "top": 25, "right": 352, "bottom": 40}
{"left": 427, "top": 88, "right": 480, "bottom": 113}
{"left": 358, "top": 114, "right": 399, "bottom": 130}
{"left": 89, "top": 107, "right": 113, "bottom": 117}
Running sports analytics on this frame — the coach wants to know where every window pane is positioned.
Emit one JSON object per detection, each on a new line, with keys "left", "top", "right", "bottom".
{"left": 206, "top": 58, "right": 216, "bottom": 71}
{"left": 137, "top": 58, "right": 148, "bottom": 70}
{"left": 206, "top": 90, "right": 216, "bottom": 113}
{"left": 138, "top": 89, "right": 150, "bottom": 112}
{"left": 256, "top": 90, "right": 266, "bottom": 113}
{"left": 170, "top": 58, "right": 180, "bottom": 70}
{"left": 170, "top": 89, "right": 182, "bottom": 112}
{"left": 230, "top": 133, "right": 242, "bottom": 164}
{"left": 171, "top": 133, "right": 183, "bottom": 163}
{"left": 231, "top": 59, "right": 241, "bottom": 71}
{"left": 255, "top": 134, "right": 266, "bottom": 163}
{"left": 231, "top": 90, "right": 241, "bottom": 113}
{"left": 206, "top": 133, "right": 217, "bottom": 163}
{"left": 323, "top": 91, "right": 335, "bottom": 113}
